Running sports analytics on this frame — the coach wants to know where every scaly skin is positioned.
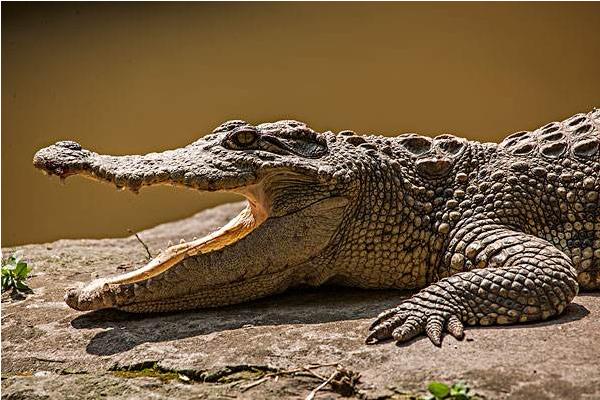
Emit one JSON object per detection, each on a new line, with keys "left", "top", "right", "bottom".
{"left": 33, "top": 110, "right": 600, "bottom": 346}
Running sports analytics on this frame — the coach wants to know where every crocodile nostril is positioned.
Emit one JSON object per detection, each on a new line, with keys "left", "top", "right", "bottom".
{"left": 32, "top": 154, "right": 47, "bottom": 169}
{"left": 55, "top": 141, "right": 82, "bottom": 150}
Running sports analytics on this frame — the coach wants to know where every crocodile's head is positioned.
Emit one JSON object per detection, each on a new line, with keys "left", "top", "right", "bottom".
{"left": 34, "top": 120, "right": 357, "bottom": 312}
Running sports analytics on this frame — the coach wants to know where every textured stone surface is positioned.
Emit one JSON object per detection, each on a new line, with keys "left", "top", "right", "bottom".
{"left": 2, "top": 203, "right": 600, "bottom": 399}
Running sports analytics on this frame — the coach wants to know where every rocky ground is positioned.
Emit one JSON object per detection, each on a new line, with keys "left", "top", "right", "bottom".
{"left": 2, "top": 202, "right": 599, "bottom": 400}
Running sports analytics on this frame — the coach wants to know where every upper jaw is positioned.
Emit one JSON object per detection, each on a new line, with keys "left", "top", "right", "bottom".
{"left": 32, "top": 139, "right": 261, "bottom": 192}
{"left": 32, "top": 137, "right": 327, "bottom": 197}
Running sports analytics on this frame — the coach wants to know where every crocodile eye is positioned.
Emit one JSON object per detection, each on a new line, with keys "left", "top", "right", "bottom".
{"left": 235, "top": 130, "right": 257, "bottom": 146}
{"left": 225, "top": 128, "right": 258, "bottom": 149}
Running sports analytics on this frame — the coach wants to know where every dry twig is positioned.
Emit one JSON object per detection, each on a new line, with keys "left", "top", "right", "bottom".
{"left": 240, "top": 376, "right": 271, "bottom": 392}
{"left": 238, "top": 362, "right": 341, "bottom": 392}
{"left": 305, "top": 370, "right": 339, "bottom": 400}
{"left": 128, "top": 229, "right": 152, "bottom": 260}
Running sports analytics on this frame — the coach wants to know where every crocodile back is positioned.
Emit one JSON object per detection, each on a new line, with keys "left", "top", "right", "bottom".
{"left": 494, "top": 109, "right": 600, "bottom": 287}
{"left": 499, "top": 109, "right": 600, "bottom": 162}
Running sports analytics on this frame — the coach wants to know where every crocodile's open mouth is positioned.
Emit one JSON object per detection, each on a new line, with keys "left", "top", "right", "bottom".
{"left": 33, "top": 138, "right": 347, "bottom": 313}
{"left": 64, "top": 185, "right": 348, "bottom": 313}
{"left": 105, "top": 189, "right": 268, "bottom": 285}
{"left": 64, "top": 185, "right": 273, "bottom": 311}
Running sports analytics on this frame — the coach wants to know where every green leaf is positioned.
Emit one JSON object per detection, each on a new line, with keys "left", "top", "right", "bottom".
{"left": 16, "top": 263, "right": 31, "bottom": 280}
{"left": 450, "top": 381, "right": 470, "bottom": 397}
{"left": 1, "top": 253, "right": 32, "bottom": 292}
{"left": 15, "top": 280, "right": 30, "bottom": 291}
{"left": 4, "top": 277, "right": 15, "bottom": 291}
{"left": 15, "top": 262, "right": 28, "bottom": 277}
{"left": 428, "top": 382, "right": 450, "bottom": 399}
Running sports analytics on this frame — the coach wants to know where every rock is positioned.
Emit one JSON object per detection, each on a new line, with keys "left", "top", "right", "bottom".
{"left": 2, "top": 202, "right": 600, "bottom": 399}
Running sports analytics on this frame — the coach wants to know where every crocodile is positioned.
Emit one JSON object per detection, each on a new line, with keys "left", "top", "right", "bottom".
{"left": 33, "top": 109, "right": 600, "bottom": 346}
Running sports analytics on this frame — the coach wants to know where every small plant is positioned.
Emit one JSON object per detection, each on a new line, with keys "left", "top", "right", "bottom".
{"left": 423, "top": 381, "right": 476, "bottom": 400}
{"left": 2, "top": 250, "right": 32, "bottom": 293}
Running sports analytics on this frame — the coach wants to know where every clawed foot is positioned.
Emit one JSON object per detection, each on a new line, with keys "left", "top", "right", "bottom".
{"left": 366, "top": 297, "right": 465, "bottom": 346}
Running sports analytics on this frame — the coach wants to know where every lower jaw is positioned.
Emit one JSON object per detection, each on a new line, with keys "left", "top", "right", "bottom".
{"left": 115, "top": 266, "right": 297, "bottom": 313}
{"left": 104, "top": 202, "right": 265, "bottom": 286}
{"left": 64, "top": 200, "right": 268, "bottom": 312}
{"left": 66, "top": 195, "right": 347, "bottom": 313}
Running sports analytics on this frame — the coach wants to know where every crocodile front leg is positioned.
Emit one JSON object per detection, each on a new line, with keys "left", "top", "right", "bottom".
{"left": 367, "top": 221, "right": 579, "bottom": 346}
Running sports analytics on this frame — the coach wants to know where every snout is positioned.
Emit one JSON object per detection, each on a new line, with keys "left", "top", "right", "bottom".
{"left": 33, "top": 141, "right": 91, "bottom": 177}
{"left": 64, "top": 279, "right": 124, "bottom": 311}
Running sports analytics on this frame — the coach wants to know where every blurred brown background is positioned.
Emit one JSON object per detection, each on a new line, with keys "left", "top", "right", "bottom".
{"left": 2, "top": 2, "right": 600, "bottom": 246}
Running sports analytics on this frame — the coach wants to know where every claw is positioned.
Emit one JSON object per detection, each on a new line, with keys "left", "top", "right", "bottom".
{"left": 369, "top": 307, "right": 401, "bottom": 330}
{"left": 425, "top": 315, "right": 444, "bottom": 346}
{"left": 392, "top": 316, "right": 423, "bottom": 343}
{"left": 367, "top": 300, "right": 466, "bottom": 346}
{"left": 446, "top": 315, "right": 465, "bottom": 340}
{"left": 365, "top": 330, "right": 380, "bottom": 345}
{"left": 365, "top": 314, "right": 406, "bottom": 344}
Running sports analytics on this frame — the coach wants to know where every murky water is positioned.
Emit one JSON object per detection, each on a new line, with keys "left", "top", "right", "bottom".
{"left": 3, "top": 3, "right": 600, "bottom": 246}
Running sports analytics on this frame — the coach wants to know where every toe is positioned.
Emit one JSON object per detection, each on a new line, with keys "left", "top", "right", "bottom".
{"left": 446, "top": 315, "right": 465, "bottom": 340}
{"left": 366, "top": 314, "right": 406, "bottom": 344}
{"left": 392, "top": 316, "right": 424, "bottom": 343}
{"left": 369, "top": 307, "right": 401, "bottom": 330}
{"left": 425, "top": 315, "right": 444, "bottom": 346}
